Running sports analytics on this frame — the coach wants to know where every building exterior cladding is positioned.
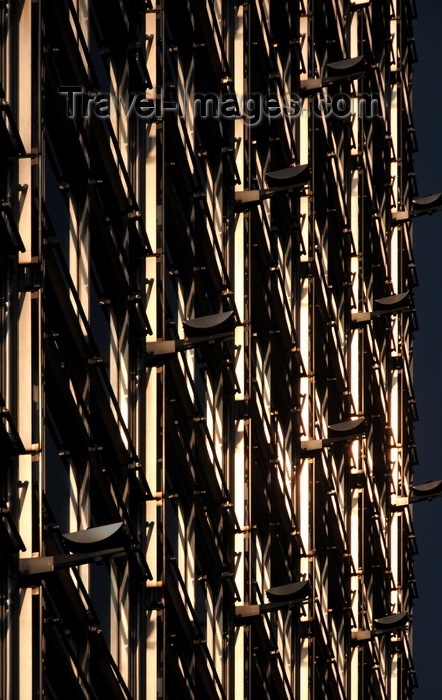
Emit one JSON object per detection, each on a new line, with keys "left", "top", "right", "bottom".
{"left": 0, "top": 0, "right": 425, "bottom": 698}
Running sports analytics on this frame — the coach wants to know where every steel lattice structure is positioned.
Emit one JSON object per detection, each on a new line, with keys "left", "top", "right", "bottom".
{"left": 1, "top": 0, "right": 432, "bottom": 698}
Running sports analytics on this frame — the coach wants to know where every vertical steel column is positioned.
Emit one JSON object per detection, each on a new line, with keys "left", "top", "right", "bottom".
{"left": 298, "top": 2, "right": 314, "bottom": 695}
{"left": 233, "top": 3, "right": 246, "bottom": 697}
{"left": 16, "top": 1, "right": 43, "bottom": 698}
{"left": 144, "top": 0, "right": 162, "bottom": 692}
{"left": 349, "top": 7, "right": 362, "bottom": 698}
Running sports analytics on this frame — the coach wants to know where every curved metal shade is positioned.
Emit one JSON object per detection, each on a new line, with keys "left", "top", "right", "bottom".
{"left": 327, "top": 56, "right": 366, "bottom": 76}
{"left": 266, "top": 580, "right": 310, "bottom": 603}
{"left": 265, "top": 164, "right": 311, "bottom": 188}
{"left": 62, "top": 522, "right": 125, "bottom": 553}
{"left": 413, "top": 480, "right": 442, "bottom": 496}
{"left": 328, "top": 417, "right": 366, "bottom": 437}
{"left": 373, "top": 612, "right": 409, "bottom": 631}
{"left": 375, "top": 292, "right": 409, "bottom": 310}
{"left": 183, "top": 310, "right": 235, "bottom": 338}
{"left": 412, "top": 193, "right": 442, "bottom": 211}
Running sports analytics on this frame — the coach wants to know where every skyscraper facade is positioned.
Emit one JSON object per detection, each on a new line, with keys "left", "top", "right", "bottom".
{"left": 1, "top": 0, "right": 425, "bottom": 697}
